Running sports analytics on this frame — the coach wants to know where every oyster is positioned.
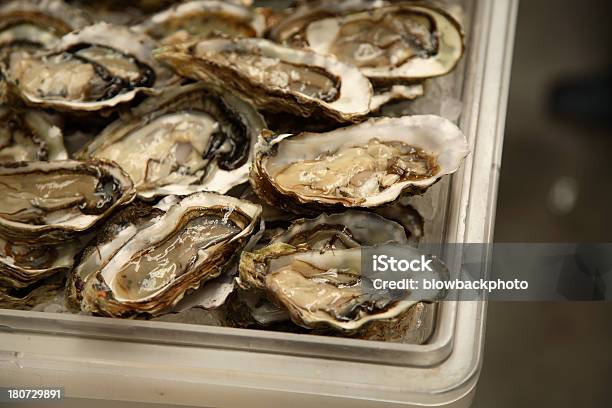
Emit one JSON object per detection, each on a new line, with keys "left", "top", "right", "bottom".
{"left": 0, "top": 160, "right": 135, "bottom": 244}
{"left": 235, "top": 210, "right": 411, "bottom": 327}
{"left": 155, "top": 38, "right": 373, "bottom": 122}
{"left": 77, "top": 192, "right": 261, "bottom": 317}
{"left": 0, "top": 106, "right": 67, "bottom": 162}
{"left": 272, "top": 2, "right": 464, "bottom": 82}
{"left": 133, "top": 1, "right": 266, "bottom": 45}
{"left": 5, "top": 23, "right": 176, "bottom": 112}
{"left": 251, "top": 115, "right": 469, "bottom": 213}
{"left": 0, "top": 236, "right": 83, "bottom": 289}
{"left": 78, "top": 83, "right": 265, "bottom": 199}
{"left": 0, "top": 0, "right": 93, "bottom": 103}
{"left": 270, "top": 0, "right": 388, "bottom": 47}
{"left": 0, "top": 274, "right": 64, "bottom": 310}
{"left": 66, "top": 200, "right": 164, "bottom": 309}
{"left": 271, "top": 210, "right": 409, "bottom": 250}
{"left": 0, "top": 0, "right": 92, "bottom": 54}
{"left": 239, "top": 243, "right": 447, "bottom": 331}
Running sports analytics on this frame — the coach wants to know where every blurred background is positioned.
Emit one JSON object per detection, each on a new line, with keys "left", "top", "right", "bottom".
{"left": 474, "top": 0, "right": 612, "bottom": 406}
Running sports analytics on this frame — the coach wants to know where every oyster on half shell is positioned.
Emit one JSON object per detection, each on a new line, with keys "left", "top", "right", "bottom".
{"left": 6, "top": 23, "right": 176, "bottom": 112}
{"left": 77, "top": 192, "right": 261, "bottom": 317}
{"left": 250, "top": 115, "right": 469, "bottom": 213}
{"left": 239, "top": 243, "right": 447, "bottom": 331}
{"left": 78, "top": 83, "right": 265, "bottom": 199}
{"left": 0, "top": 106, "right": 67, "bottom": 162}
{"left": 155, "top": 38, "right": 373, "bottom": 122}
{"left": 0, "top": 0, "right": 92, "bottom": 55}
{"left": 0, "top": 160, "right": 135, "bottom": 244}
{"left": 133, "top": 1, "right": 266, "bottom": 45}
{"left": 272, "top": 2, "right": 464, "bottom": 83}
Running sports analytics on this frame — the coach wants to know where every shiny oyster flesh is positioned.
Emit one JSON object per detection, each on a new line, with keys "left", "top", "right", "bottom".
{"left": 251, "top": 115, "right": 469, "bottom": 213}
{"left": 6, "top": 23, "right": 176, "bottom": 112}
{"left": 155, "top": 38, "right": 373, "bottom": 122}
{"left": 133, "top": 1, "right": 266, "bottom": 45}
{"left": 78, "top": 192, "right": 261, "bottom": 317}
{"left": 0, "top": 235, "right": 83, "bottom": 289}
{"left": 0, "top": 160, "right": 135, "bottom": 244}
{"left": 273, "top": 3, "right": 464, "bottom": 82}
{"left": 0, "top": 106, "right": 67, "bottom": 162}
{"left": 78, "top": 83, "right": 265, "bottom": 199}
{"left": 239, "top": 243, "right": 447, "bottom": 331}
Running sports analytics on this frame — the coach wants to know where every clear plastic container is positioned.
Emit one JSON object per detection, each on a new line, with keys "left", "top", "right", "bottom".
{"left": 0, "top": 0, "right": 518, "bottom": 406}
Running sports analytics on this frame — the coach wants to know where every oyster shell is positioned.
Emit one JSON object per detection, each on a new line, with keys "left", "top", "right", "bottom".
{"left": 272, "top": 2, "right": 464, "bottom": 82}
{"left": 0, "top": 274, "right": 64, "bottom": 310}
{"left": 251, "top": 115, "right": 469, "bottom": 213}
{"left": 5, "top": 23, "right": 176, "bottom": 112}
{"left": 77, "top": 192, "right": 261, "bottom": 317}
{"left": 78, "top": 83, "right": 265, "bottom": 199}
{"left": 270, "top": 210, "right": 409, "bottom": 250}
{"left": 0, "top": 236, "right": 83, "bottom": 289}
{"left": 133, "top": 1, "right": 266, "bottom": 45}
{"left": 0, "top": 0, "right": 92, "bottom": 52}
{"left": 155, "top": 38, "right": 373, "bottom": 122}
{"left": 270, "top": 0, "right": 388, "bottom": 47}
{"left": 239, "top": 243, "right": 447, "bottom": 331}
{"left": 0, "top": 106, "right": 67, "bottom": 162}
{"left": 66, "top": 200, "right": 164, "bottom": 309}
{"left": 0, "top": 160, "right": 135, "bottom": 244}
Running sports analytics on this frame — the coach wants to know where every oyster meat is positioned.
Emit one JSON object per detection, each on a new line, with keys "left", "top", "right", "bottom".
{"left": 6, "top": 23, "right": 176, "bottom": 112}
{"left": 239, "top": 243, "right": 447, "bottom": 331}
{"left": 0, "top": 160, "right": 135, "bottom": 243}
{"left": 133, "top": 1, "right": 266, "bottom": 45}
{"left": 272, "top": 2, "right": 464, "bottom": 82}
{"left": 155, "top": 38, "right": 373, "bottom": 122}
{"left": 77, "top": 192, "right": 261, "bottom": 317}
{"left": 78, "top": 83, "right": 265, "bottom": 199}
{"left": 0, "top": 106, "right": 67, "bottom": 162}
{"left": 251, "top": 115, "right": 469, "bottom": 213}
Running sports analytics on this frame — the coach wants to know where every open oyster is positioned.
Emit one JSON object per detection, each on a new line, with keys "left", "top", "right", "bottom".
{"left": 66, "top": 200, "right": 164, "bottom": 309}
{"left": 0, "top": 0, "right": 92, "bottom": 55}
{"left": 133, "top": 1, "right": 266, "bottom": 45}
{"left": 250, "top": 115, "right": 469, "bottom": 213}
{"left": 0, "top": 106, "right": 67, "bottom": 162}
{"left": 271, "top": 210, "right": 409, "bottom": 250}
{"left": 78, "top": 83, "right": 265, "bottom": 199}
{"left": 269, "top": 0, "right": 387, "bottom": 46}
{"left": 155, "top": 38, "right": 373, "bottom": 122}
{"left": 77, "top": 192, "right": 262, "bottom": 317}
{"left": 239, "top": 243, "right": 447, "bottom": 331}
{"left": 0, "top": 160, "right": 135, "bottom": 244}
{"left": 0, "top": 236, "right": 83, "bottom": 289}
{"left": 0, "top": 0, "right": 93, "bottom": 102}
{"left": 235, "top": 210, "right": 411, "bottom": 327}
{"left": 0, "top": 274, "right": 64, "bottom": 310}
{"left": 5, "top": 23, "right": 176, "bottom": 112}
{"left": 272, "top": 2, "right": 464, "bottom": 82}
